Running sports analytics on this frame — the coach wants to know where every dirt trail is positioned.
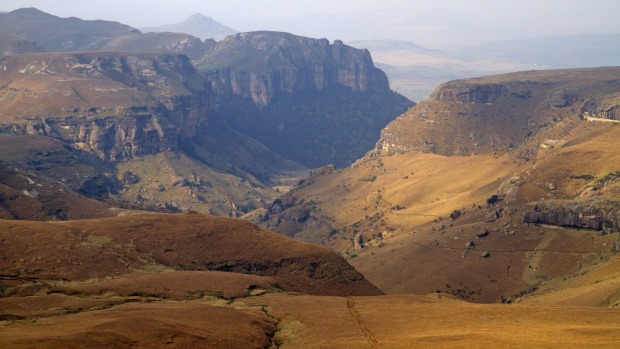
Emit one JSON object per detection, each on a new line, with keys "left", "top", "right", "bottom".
{"left": 346, "top": 297, "right": 378, "bottom": 348}
{"left": 522, "top": 231, "right": 556, "bottom": 285}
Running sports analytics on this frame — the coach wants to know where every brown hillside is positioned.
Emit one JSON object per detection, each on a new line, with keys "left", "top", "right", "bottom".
{"left": 261, "top": 67, "right": 620, "bottom": 304}
{"left": 3, "top": 291, "right": 619, "bottom": 348}
{"left": 262, "top": 139, "right": 620, "bottom": 302}
{"left": 249, "top": 293, "right": 620, "bottom": 348}
{"left": 0, "top": 30, "right": 44, "bottom": 56}
{"left": 0, "top": 212, "right": 381, "bottom": 297}
{"left": 0, "top": 302, "right": 277, "bottom": 349}
{"left": 376, "top": 67, "right": 620, "bottom": 157}
{"left": 0, "top": 162, "right": 114, "bottom": 220}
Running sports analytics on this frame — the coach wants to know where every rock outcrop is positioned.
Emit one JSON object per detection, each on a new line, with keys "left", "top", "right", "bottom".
{"left": 580, "top": 97, "right": 620, "bottom": 121}
{"left": 524, "top": 200, "right": 620, "bottom": 233}
{"left": 433, "top": 83, "right": 509, "bottom": 104}
{"left": 0, "top": 50, "right": 303, "bottom": 216}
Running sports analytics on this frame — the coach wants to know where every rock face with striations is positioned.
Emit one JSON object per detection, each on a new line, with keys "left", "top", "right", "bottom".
{"left": 0, "top": 52, "right": 210, "bottom": 162}
{"left": 195, "top": 31, "right": 413, "bottom": 167}
{"left": 580, "top": 97, "right": 620, "bottom": 121}
{"left": 196, "top": 32, "right": 390, "bottom": 107}
{"left": 524, "top": 200, "right": 620, "bottom": 233}
{"left": 433, "top": 82, "right": 509, "bottom": 104}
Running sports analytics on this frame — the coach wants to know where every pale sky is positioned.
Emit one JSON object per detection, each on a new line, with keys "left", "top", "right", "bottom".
{"left": 1, "top": 0, "right": 619, "bottom": 46}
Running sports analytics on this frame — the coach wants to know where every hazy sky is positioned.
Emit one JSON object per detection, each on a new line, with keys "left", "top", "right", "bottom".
{"left": 2, "top": 0, "right": 619, "bottom": 46}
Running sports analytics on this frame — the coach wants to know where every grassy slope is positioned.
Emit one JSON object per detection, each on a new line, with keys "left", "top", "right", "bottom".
{"left": 255, "top": 293, "right": 620, "bottom": 348}
{"left": 262, "top": 68, "right": 620, "bottom": 304}
{"left": 3, "top": 290, "right": 619, "bottom": 348}
{"left": 0, "top": 212, "right": 381, "bottom": 297}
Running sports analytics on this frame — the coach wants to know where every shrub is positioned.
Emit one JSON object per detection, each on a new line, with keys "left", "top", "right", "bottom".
{"left": 450, "top": 209, "right": 461, "bottom": 219}
{"left": 486, "top": 195, "right": 501, "bottom": 206}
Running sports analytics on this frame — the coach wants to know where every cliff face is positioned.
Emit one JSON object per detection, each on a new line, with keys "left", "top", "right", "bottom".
{"left": 374, "top": 67, "right": 620, "bottom": 157}
{"left": 194, "top": 31, "right": 412, "bottom": 167}
{"left": 580, "top": 97, "right": 620, "bottom": 121}
{"left": 432, "top": 83, "right": 509, "bottom": 104}
{"left": 524, "top": 200, "right": 620, "bottom": 233}
{"left": 196, "top": 31, "right": 391, "bottom": 108}
{"left": 0, "top": 52, "right": 210, "bottom": 162}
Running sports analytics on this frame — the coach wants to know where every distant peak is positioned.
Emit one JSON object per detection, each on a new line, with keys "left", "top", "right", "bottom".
{"left": 186, "top": 13, "right": 213, "bottom": 22}
{"left": 10, "top": 7, "right": 49, "bottom": 16}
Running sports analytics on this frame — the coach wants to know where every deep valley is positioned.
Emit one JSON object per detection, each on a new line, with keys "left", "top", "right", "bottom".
{"left": 0, "top": 6, "right": 619, "bottom": 348}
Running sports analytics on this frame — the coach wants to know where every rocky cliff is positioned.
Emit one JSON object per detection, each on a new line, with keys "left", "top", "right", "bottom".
{"left": 0, "top": 52, "right": 210, "bottom": 162}
{"left": 196, "top": 31, "right": 391, "bottom": 107}
{"left": 194, "top": 31, "right": 413, "bottom": 167}
{"left": 0, "top": 50, "right": 305, "bottom": 216}
{"left": 524, "top": 200, "right": 620, "bottom": 233}
{"left": 580, "top": 97, "right": 620, "bottom": 121}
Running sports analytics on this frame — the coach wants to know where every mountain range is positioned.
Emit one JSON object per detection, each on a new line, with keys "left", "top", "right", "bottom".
{"left": 0, "top": 8, "right": 410, "bottom": 216}
{"left": 0, "top": 7, "right": 619, "bottom": 348}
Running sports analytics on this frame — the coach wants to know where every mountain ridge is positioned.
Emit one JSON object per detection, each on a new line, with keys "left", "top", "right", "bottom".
{"left": 0, "top": 11, "right": 408, "bottom": 214}
{"left": 0, "top": 7, "right": 141, "bottom": 52}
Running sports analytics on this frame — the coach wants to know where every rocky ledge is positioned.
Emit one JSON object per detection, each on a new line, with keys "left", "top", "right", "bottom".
{"left": 580, "top": 97, "right": 620, "bottom": 121}
{"left": 524, "top": 200, "right": 620, "bottom": 233}
{"left": 432, "top": 83, "right": 508, "bottom": 104}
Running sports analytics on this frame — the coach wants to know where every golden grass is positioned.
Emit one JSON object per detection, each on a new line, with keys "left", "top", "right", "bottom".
{"left": 246, "top": 293, "right": 620, "bottom": 348}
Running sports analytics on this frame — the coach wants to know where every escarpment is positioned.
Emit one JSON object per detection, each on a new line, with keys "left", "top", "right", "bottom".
{"left": 0, "top": 52, "right": 211, "bottom": 162}
{"left": 195, "top": 31, "right": 413, "bottom": 167}
{"left": 432, "top": 82, "right": 510, "bottom": 104}
{"left": 196, "top": 32, "right": 390, "bottom": 107}
{"left": 375, "top": 67, "right": 620, "bottom": 157}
